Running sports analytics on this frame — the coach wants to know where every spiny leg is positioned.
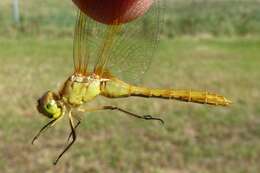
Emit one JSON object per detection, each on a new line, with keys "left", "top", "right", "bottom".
{"left": 106, "top": 106, "right": 165, "bottom": 124}
{"left": 53, "top": 112, "right": 77, "bottom": 165}
{"left": 32, "top": 118, "right": 58, "bottom": 144}
{"left": 67, "top": 120, "right": 81, "bottom": 142}
{"left": 78, "top": 106, "right": 164, "bottom": 124}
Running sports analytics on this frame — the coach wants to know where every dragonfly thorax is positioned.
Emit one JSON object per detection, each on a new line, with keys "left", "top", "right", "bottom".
{"left": 60, "top": 73, "right": 106, "bottom": 107}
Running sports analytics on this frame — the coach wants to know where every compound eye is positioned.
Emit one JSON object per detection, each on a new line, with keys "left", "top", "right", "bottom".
{"left": 46, "top": 103, "right": 51, "bottom": 109}
{"left": 45, "top": 100, "right": 57, "bottom": 113}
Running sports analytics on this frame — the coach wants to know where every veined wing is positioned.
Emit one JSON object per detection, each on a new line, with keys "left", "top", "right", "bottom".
{"left": 73, "top": 11, "right": 118, "bottom": 76}
{"left": 73, "top": 11, "right": 90, "bottom": 75}
{"left": 73, "top": 0, "right": 163, "bottom": 83}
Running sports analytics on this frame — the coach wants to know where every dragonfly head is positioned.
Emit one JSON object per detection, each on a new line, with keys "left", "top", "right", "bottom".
{"left": 37, "top": 91, "right": 64, "bottom": 119}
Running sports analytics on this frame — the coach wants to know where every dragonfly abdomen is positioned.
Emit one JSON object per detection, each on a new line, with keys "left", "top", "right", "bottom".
{"left": 131, "top": 87, "right": 232, "bottom": 106}
{"left": 101, "top": 78, "right": 231, "bottom": 106}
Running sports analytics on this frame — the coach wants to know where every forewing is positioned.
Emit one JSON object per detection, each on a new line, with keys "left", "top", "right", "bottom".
{"left": 74, "top": 0, "right": 162, "bottom": 83}
{"left": 73, "top": 11, "right": 92, "bottom": 75}
{"left": 93, "top": 23, "right": 122, "bottom": 77}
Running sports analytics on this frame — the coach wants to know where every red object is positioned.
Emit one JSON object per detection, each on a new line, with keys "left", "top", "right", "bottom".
{"left": 72, "top": 0, "right": 154, "bottom": 25}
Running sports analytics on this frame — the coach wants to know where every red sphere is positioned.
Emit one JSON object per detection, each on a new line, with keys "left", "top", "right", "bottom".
{"left": 72, "top": 0, "right": 154, "bottom": 25}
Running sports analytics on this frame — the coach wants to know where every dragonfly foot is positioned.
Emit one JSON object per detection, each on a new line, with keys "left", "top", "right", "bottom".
{"left": 143, "top": 115, "right": 164, "bottom": 125}
{"left": 31, "top": 119, "right": 57, "bottom": 145}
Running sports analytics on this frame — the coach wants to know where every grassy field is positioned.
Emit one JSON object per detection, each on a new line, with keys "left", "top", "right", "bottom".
{"left": 1, "top": 1, "right": 260, "bottom": 173}
{"left": 0, "top": 36, "right": 259, "bottom": 173}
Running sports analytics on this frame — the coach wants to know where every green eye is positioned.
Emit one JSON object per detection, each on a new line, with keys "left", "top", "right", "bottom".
{"left": 46, "top": 100, "right": 55, "bottom": 110}
{"left": 44, "top": 100, "right": 62, "bottom": 119}
{"left": 46, "top": 103, "right": 52, "bottom": 109}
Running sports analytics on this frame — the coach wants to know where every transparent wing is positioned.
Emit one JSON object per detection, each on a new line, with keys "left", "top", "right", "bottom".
{"left": 73, "top": 0, "right": 162, "bottom": 83}
{"left": 73, "top": 11, "right": 89, "bottom": 75}
{"left": 93, "top": 23, "right": 122, "bottom": 77}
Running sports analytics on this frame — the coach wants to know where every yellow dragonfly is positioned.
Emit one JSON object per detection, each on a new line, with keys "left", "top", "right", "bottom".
{"left": 32, "top": 2, "right": 231, "bottom": 165}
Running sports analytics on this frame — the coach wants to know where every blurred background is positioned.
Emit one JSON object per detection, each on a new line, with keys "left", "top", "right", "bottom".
{"left": 0, "top": 0, "right": 260, "bottom": 172}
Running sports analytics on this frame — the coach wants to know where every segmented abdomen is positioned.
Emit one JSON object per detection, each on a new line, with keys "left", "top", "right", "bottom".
{"left": 100, "top": 78, "right": 231, "bottom": 106}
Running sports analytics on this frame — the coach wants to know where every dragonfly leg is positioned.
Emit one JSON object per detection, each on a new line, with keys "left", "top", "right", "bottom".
{"left": 53, "top": 111, "right": 77, "bottom": 165}
{"left": 32, "top": 118, "right": 58, "bottom": 145}
{"left": 67, "top": 120, "right": 81, "bottom": 142}
{"left": 78, "top": 106, "right": 164, "bottom": 124}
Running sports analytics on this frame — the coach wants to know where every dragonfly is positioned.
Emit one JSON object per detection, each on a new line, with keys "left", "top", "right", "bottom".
{"left": 32, "top": 1, "right": 231, "bottom": 165}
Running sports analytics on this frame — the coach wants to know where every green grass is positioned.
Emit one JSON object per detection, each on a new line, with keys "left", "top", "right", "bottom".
{"left": 0, "top": 36, "right": 259, "bottom": 173}
{"left": 163, "top": 0, "right": 260, "bottom": 37}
